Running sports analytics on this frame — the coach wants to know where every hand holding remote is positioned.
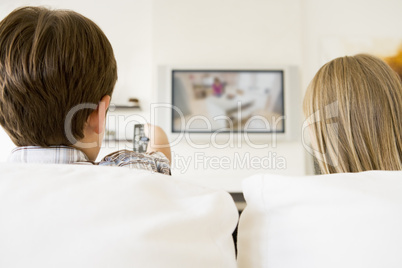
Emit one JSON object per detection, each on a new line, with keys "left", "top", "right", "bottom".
{"left": 143, "top": 124, "right": 171, "bottom": 163}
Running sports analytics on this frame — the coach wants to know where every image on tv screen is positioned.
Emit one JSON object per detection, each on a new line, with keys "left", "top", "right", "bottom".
{"left": 172, "top": 70, "right": 284, "bottom": 133}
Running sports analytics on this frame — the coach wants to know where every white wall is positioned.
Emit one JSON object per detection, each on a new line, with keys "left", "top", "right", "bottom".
{"left": 0, "top": 0, "right": 401, "bottom": 188}
{"left": 152, "top": 0, "right": 303, "bottom": 66}
{"left": 301, "top": 0, "right": 402, "bottom": 87}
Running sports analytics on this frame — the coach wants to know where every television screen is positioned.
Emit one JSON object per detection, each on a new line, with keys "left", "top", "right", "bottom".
{"left": 172, "top": 70, "right": 284, "bottom": 133}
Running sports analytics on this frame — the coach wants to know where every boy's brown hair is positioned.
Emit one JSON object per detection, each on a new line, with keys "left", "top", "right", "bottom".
{"left": 0, "top": 6, "right": 117, "bottom": 146}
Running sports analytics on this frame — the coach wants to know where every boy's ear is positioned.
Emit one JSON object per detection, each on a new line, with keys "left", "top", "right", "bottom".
{"left": 87, "top": 95, "right": 111, "bottom": 134}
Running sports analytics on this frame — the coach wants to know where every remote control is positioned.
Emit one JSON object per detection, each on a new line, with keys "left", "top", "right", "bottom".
{"left": 133, "top": 124, "right": 149, "bottom": 153}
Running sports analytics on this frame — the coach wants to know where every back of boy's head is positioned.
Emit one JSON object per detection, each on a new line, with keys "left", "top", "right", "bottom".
{"left": 0, "top": 6, "right": 117, "bottom": 146}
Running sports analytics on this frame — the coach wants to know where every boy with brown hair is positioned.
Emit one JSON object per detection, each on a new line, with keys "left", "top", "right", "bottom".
{"left": 0, "top": 6, "right": 171, "bottom": 174}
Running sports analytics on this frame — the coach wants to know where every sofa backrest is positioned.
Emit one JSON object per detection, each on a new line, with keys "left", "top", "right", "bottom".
{"left": 237, "top": 170, "right": 402, "bottom": 268}
{"left": 0, "top": 163, "right": 238, "bottom": 268}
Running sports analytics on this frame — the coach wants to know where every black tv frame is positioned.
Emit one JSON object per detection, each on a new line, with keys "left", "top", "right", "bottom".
{"left": 171, "top": 69, "right": 285, "bottom": 134}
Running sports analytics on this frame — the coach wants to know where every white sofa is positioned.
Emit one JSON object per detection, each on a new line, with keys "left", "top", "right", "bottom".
{"left": 237, "top": 170, "right": 402, "bottom": 268}
{"left": 1, "top": 163, "right": 401, "bottom": 268}
{"left": 0, "top": 163, "right": 238, "bottom": 268}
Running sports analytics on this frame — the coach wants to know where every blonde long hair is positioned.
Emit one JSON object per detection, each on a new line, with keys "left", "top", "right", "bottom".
{"left": 303, "top": 54, "right": 402, "bottom": 174}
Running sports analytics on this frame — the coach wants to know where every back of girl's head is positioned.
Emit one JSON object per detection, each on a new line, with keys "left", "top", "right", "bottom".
{"left": 303, "top": 54, "right": 402, "bottom": 174}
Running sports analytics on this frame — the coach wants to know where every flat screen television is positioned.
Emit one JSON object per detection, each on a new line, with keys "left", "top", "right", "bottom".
{"left": 155, "top": 65, "right": 299, "bottom": 142}
{"left": 171, "top": 70, "right": 285, "bottom": 133}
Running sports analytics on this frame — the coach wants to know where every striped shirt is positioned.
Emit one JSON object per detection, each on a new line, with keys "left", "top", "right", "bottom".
{"left": 8, "top": 146, "right": 171, "bottom": 175}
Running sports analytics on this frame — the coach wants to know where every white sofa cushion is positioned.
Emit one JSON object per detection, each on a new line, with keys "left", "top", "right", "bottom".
{"left": 237, "top": 170, "right": 402, "bottom": 268}
{"left": 0, "top": 163, "right": 238, "bottom": 268}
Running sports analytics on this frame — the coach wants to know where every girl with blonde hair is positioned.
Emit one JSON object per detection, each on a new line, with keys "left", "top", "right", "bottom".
{"left": 303, "top": 54, "right": 402, "bottom": 174}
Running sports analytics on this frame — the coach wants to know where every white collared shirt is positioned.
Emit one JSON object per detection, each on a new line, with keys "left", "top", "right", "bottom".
{"left": 8, "top": 146, "right": 90, "bottom": 164}
{"left": 8, "top": 146, "right": 171, "bottom": 175}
